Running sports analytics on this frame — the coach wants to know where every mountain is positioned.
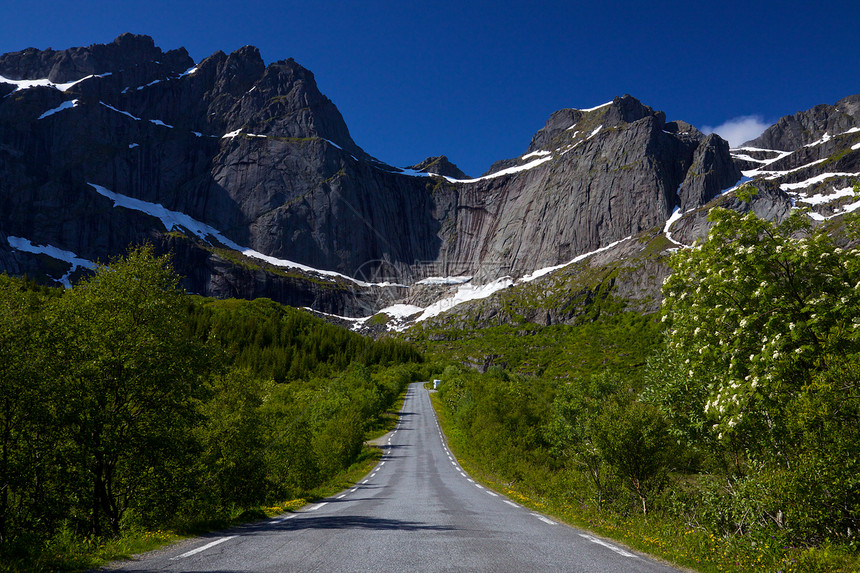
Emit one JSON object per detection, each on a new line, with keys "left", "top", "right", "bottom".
{"left": 2, "top": 34, "right": 856, "bottom": 328}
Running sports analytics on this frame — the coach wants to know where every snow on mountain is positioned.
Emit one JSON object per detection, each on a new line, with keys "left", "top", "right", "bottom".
{"left": 38, "top": 99, "right": 78, "bottom": 119}
{"left": 6, "top": 236, "right": 96, "bottom": 287}
{"left": 87, "top": 183, "right": 390, "bottom": 288}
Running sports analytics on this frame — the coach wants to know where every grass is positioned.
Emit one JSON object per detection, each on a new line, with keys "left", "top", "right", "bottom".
{"left": 428, "top": 393, "right": 860, "bottom": 573}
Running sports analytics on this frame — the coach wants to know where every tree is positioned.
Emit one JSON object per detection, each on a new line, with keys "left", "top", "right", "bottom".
{"left": 47, "top": 245, "right": 210, "bottom": 536}
{"left": 657, "top": 200, "right": 860, "bottom": 541}
{"left": 660, "top": 205, "right": 860, "bottom": 448}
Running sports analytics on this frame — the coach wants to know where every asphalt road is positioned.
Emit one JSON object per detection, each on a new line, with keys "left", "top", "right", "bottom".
{"left": 104, "top": 382, "right": 683, "bottom": 572}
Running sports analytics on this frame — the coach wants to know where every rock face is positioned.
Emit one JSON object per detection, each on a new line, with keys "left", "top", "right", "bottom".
{"left": 436, "top": 95, "right": 740, "bottom": 280}
{"left": 407, "top": 156, "right": 469, "bottom": 179}
{"left": 744, "top": 95, "right": 860, "bottom": 150}
{"left": 0, "top": 35, "right": 746, "bottom": 316}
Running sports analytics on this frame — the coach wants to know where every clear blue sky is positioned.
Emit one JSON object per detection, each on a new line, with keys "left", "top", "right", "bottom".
{"left": 2, "top": 0, "right": 858, "bottom": 176}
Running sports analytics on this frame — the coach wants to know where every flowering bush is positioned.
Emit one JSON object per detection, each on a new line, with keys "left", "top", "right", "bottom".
{"left": 661, "top": 204, "right": 860, "bottom": 446}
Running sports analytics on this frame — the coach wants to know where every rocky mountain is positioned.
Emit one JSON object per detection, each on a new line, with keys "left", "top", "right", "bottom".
{"left": 2, "top": 34, "right": 857, "bottom": 329}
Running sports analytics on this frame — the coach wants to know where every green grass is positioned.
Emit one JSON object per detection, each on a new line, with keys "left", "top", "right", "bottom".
{"left": 429, "top": 393, "right": 860, "bottom": 573}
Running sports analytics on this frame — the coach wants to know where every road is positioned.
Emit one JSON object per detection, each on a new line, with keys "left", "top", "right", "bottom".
{"left": 104, "top": 382, "right": 683, "bottom": 572}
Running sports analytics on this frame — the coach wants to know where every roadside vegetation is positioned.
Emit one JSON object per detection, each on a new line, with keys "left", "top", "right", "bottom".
{"left": 425, "top": 195, "right": 860, "bottom": 572}
{"left": 0, "top": 246, "right": 423, "bottom": 572}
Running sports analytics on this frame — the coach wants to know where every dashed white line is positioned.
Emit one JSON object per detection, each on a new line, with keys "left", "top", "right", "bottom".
{"left": 467, "top": 479, "right": 475, "bottom": 483}
{"left": 172, "top": 536, "right": 237, "bottom": 560}
{"left": 337, "top": 494, "right": 347, "bottom": 499}
{"left": 308, "top": 502, "right": 327, "bottom": 511}
{"left": 579, "top": 533, "right": 636, "bottom": 558}
{"left": 350, "top": 488, "right": 357, "bottom": 493}
{"left": 531, "top": 513, "right": 555, "bottom": 525}
{"left": 486, "top": 491, "right": 499, "bottom": 497}
{"left": 475, "top": 484, "right": 485, "bottom": 489}
{"left": 503, "top": 500, "right": 518, "bottom": 507}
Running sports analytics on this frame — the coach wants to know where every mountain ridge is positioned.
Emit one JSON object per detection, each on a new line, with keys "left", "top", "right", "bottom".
{"left": 1, "top": 34, "right": 857, "bottom": 328}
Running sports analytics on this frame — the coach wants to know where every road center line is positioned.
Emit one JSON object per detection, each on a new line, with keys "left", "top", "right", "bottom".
{"left": 171, "top": 536, "right": 237, "bottom": 560}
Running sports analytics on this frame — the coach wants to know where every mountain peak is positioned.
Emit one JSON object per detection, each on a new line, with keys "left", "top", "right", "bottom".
{"left": 407, "top": 156, "right": 469, "bottom": 179}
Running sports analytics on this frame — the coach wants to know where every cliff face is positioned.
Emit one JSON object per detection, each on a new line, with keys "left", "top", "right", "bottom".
{"left": 1, "top": 35, "right": 746, "bottom": 316}
{"left": 438, "top": 96, "right": 739, "bottom": 280}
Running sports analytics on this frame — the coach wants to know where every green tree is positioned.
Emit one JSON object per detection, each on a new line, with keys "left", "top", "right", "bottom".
{"left": 658, "top": 200, "right": 860, "bottom": 541}
{"left": 546, "top": 373, "right": 621, "bottom": 510}
{"left": 593, "top": 400, "right": 672, "bottom": 516}
{"left": 660, "top": 206, "right": 860, "bottom": 447}
{"left": 47, "top": 246, "right": 210, "bottom": 536}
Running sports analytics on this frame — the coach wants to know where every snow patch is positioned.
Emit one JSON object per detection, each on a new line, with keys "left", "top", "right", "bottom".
{"left": 179, "top": 66, "right": 198, "bottom": 78}
{"left": 791, "top": 185, "right": 856, "bottom": 206}
{"left": 38, "top": 99, "right": 79, "bottom": 119}
{"left": 416, "top": 276, "right": 473, "bottom": 286}
{"left": 129, "top": 143, "right": 139, "bottom": 149}
{"left": 521, "top": 150, "right": 551, "bottom": 160}
{"left": 805, "top": 133, "right": 832, "bottom": 147}
{"left": 100, "top": 102, "right": 141, "bottom": 121}
{"left": 379, "top": 304, "right": 424, "bottom": 318}
{"left": 663, "top": 207, "right": 687, "bottom": 247}
{"left": 450, "top": 156, "right": 554, "bottom": 183}
{"left": 587, "top": 125, "right": 603, "bottom": 139}
{"left": 577, "top": 101, "right": 613, "bottom": 113}
{"left": 519, "top": 237, "right": 633, "bottom": 283}
{"left": 7, "top": 236, "right": 96, "bottom": 287}
{"left": 86, "top": 183, "right": 379, "bottom": 286}
{"left": 780, "top": 172, "right": 860, "bottom": 191}
{"left": 222, "top": 129, "right": 243, "bottom": 139}
{"left": 149, "top": 119, "right": 173, "bottom": 128}
{"left": 322, "top": 138, "right": 343, "bottom": 150}
{"left": 0, "top": 72, "right": 110, "bottom": 94}
{"left": 413, "top": 276, "right": 514, "bottom": 323}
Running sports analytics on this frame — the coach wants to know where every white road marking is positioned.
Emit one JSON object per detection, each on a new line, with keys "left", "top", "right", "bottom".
{"left": 361, "top": 480, "right": 368, "bottom": 484}
{"left": 381, "top": 461, "right": 386, "bottom": 465}
{"left": 459, "top": 472, "right": 466, "bottom": 477}
{"left": 337, "top": 494, "right": 347, "bottom": 499}
{"left": 172, "top": 536, "right": 237, "bottom": 559}
{"left": 270, "top": 513, "right": 296, "bottom": 523}
{"left": 475, "top": 484, "right": 485, "bottom": 489}
{"left": 308, "top": 503, "right": 327, "bottom": 511}
{"left": 467, "top": 479, "right": 475, "bottom": 483}
{"left": 579, "top": 533, "right": 635, "bottom": 558}
{"left": 371, "top": 472, "right": 377, "bottom": 478}
{"left": 486, "top": 491, "right": 499, "bottom": 497}
{"left": 504, "top": 500, "right": 518, "bottom": 507}
{"left": 538, "top": 516, "right": 556, "bottom": 525}
{"left": 350, "top": 488, "right": 357, "bottom": 493}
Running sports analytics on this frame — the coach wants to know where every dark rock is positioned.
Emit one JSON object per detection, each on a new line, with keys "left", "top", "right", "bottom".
{"left": 407, "top": 156, "right": 469, "bottom": 179}
{"left": 745, "top": 94, "right": 860, "bottom": 150}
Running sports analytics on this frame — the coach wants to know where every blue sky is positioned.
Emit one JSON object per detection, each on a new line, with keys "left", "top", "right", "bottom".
{"left": 2, "top": 0, "right": 858, "bottom": 176}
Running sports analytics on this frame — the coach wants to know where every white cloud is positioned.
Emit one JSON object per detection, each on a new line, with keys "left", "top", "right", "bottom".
{"left": 702, "top": 115, "right": 771, "bottom": 148}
